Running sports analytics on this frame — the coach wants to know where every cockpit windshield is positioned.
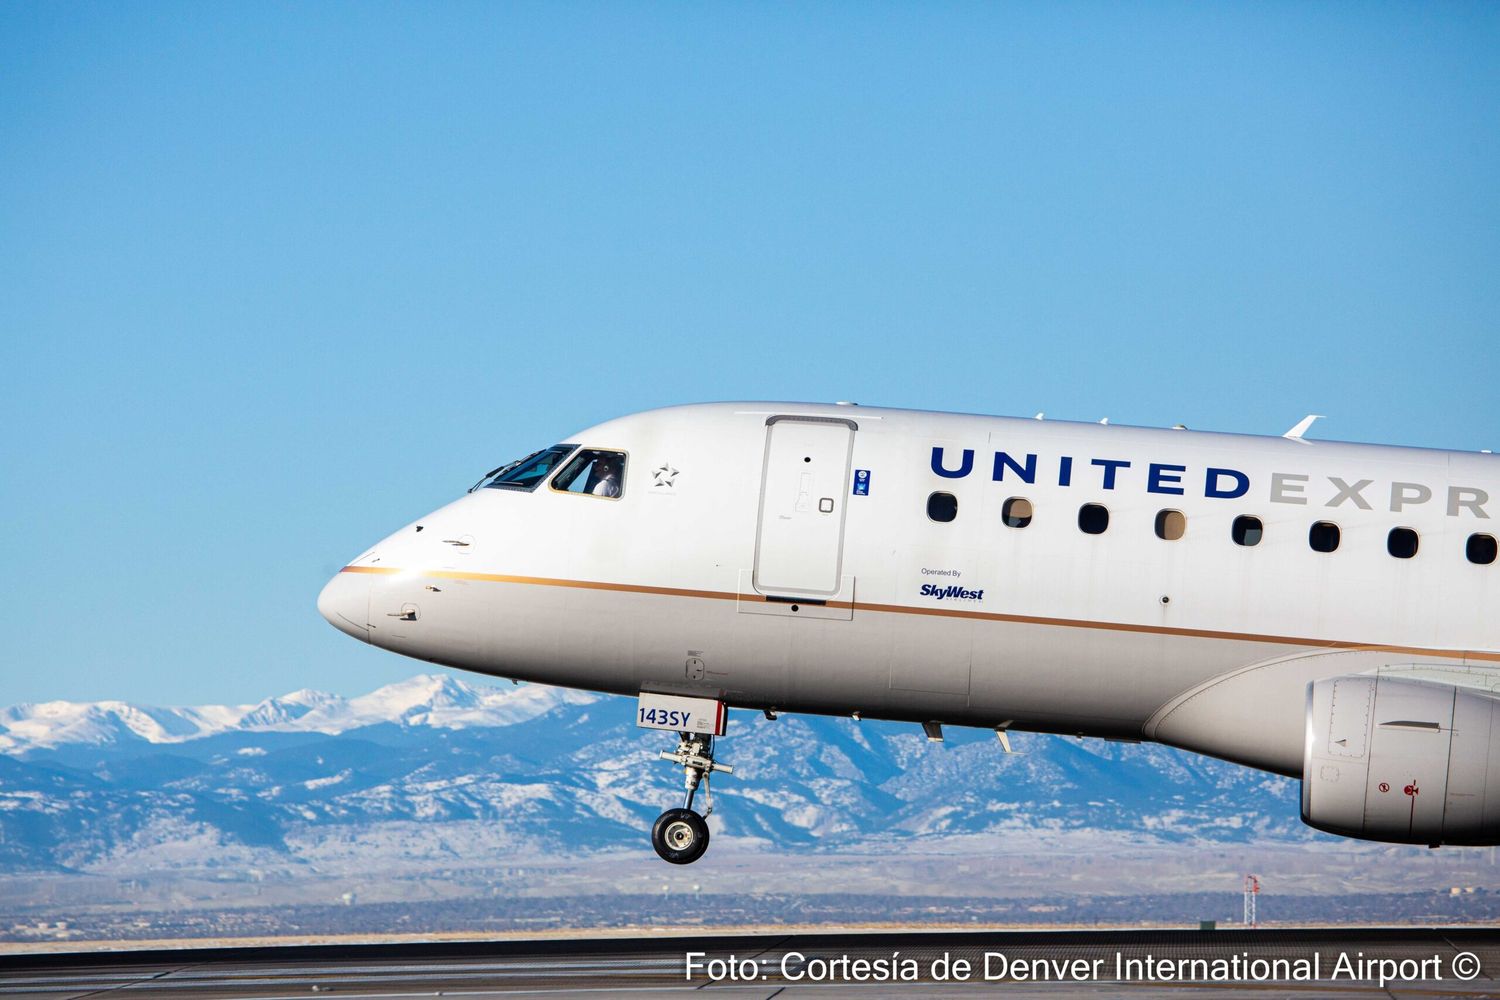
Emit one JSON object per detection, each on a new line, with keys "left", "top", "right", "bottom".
{"left": 469, "top": 444, "right": 577, "bottom": 493}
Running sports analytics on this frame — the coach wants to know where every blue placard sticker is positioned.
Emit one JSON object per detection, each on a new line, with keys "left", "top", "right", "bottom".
{"left": 852, "top": 469, "right": 871, "bottom": 496}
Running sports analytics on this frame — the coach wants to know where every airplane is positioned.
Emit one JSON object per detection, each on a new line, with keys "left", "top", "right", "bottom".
{"left": 317, "top": 401, "right": 1499, "bottom": 864}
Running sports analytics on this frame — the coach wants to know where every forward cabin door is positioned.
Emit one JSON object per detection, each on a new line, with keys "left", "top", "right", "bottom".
{"left": 752, "top": 416, "right": 856, "bottom": 597}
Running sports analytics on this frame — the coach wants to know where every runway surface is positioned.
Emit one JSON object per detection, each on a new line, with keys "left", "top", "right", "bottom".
{"left": 2, "top": 927, "right": 1499, "bottom": 998}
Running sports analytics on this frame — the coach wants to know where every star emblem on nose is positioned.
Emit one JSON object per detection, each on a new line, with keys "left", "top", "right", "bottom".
{"left": 651, "top": 463, "right": 680, "bottom": 488}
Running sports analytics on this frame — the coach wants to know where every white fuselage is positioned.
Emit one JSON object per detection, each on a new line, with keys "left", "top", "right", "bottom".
{"left": 318, "top": 402, "right": 1499, "bottom": 788}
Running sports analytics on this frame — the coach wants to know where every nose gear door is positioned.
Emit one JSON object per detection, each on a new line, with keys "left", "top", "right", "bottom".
{"left": 752, "top": 415, "right": 856, "bottom": 597}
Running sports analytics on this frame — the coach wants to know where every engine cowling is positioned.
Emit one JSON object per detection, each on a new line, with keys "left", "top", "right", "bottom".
{"left": 1302, "top": 675, "right": 1500, "bottom": 846}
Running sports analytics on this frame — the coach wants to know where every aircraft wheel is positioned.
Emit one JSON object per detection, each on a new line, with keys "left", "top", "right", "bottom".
{"left": 651, "top": 808, "right": 710, "bottom": 865}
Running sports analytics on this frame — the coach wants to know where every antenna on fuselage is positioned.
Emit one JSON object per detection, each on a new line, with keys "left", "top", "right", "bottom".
{"left": 995, "top": 722, "right": 1025, "bottom": 754}
{"left": 1283, "top": 414, "right": 1324, "bottom": 442}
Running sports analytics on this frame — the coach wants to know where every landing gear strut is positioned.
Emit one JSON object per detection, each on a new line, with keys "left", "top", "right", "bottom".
{"left": 651, "top": 732, "right": 732, "bottom": 865}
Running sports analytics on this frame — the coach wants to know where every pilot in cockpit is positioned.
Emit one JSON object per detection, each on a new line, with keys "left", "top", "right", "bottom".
{"left": 589, "top": 456, "right": 622, "bottom": 498}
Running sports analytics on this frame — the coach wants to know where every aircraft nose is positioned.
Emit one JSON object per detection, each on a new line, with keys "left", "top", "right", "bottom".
{"left": 317, "top": 570, "right": 371, "bottom": 643}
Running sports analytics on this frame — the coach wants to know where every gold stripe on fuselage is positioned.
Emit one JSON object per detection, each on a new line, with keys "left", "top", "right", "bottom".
{"left": 338, "top": 565, "right": 1500, "bottom": 664}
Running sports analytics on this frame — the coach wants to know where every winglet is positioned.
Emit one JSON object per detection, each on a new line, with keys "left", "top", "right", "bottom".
{"left": 1283, "top": 414, "right": 1324, "bottom": 441}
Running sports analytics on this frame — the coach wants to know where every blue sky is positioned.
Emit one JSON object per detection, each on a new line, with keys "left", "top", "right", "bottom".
{"left": 2, "top": 3, "right": 1497, "bottom": 707}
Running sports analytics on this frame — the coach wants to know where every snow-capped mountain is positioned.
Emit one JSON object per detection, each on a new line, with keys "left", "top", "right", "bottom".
{"left": 0, "top": 673, "right": 1317, "bottom": 873}
{"left": 0, "top": 675, "right": 598, "bottom": 754}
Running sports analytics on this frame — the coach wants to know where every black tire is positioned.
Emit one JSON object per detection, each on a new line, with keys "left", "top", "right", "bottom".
{"left": 651, "top": 808, "right": 710, "bottom": 865}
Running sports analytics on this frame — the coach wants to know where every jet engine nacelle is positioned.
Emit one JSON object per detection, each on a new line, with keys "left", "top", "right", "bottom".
{"left": 1302, "top": 675, "right": 1500, "bottom": 846}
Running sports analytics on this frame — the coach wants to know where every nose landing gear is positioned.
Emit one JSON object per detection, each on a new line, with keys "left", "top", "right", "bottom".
{"left": 651, "top": 732, "right": 732, "bottom": 865}
{"left": 651, "top": 808, "right": 709, "bottom": 865}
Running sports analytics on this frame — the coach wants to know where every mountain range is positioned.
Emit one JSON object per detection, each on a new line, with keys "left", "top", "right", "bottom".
{"left": 0, "top": 672, "right": 1320, "bottom": 876}
{"left": 0, "top": 674, "right": 596, "bottom": 754}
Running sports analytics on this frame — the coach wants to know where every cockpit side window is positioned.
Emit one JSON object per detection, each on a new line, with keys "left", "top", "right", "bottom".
{"left": 473, "top": 444, "right": 577, "bottom": 492}
{"left": 551, "top": 449, "right": 627, "bottom": 500}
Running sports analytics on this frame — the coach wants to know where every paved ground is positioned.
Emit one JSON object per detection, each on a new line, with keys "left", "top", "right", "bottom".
{"left": 2, "top": 927, "right": 1498, "bottom": 998}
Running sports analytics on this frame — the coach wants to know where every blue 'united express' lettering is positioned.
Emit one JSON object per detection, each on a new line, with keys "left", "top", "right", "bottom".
{"left": 923, "top": 445, "right": 1491, "bottom": 518}
{"left": 931, "top": 447, "right": 973, "bottom": 479}
{"left": 1148, "top": 463, "right": 1187, "bottom": 495}
{"left": 1205, "top": 467, "right": 1250, "bottom": 500}
{"left": 993, "top": 451, "right": 1036, "bottom": 483}
{"left": 1091, "top": 458, "right": 1131, "bottom": 490}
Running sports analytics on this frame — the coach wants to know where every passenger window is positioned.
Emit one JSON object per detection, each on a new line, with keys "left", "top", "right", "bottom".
{"left": 1078, "top": 503, "right": 1109, "bottom": 535}
{"left": 1155, "top": 509, "right": 1186, "bottom": 541}
{"left": 1387, "top": 527, "right": 1419, "bottom": 560}
{"left": 1468, "top": 533, "right": 1498, "bottom": 565}
{"left": 927, "top": 492, "right": 958, "bottom": 522}
{"left": 1231, "top": 515, "right": 1263, "bottom": 547}
{"left": 1002, "top": 497, "right": 1033, "bottom": 528}
{"left": 550, "top": 449, "right": 626, "bottom": 499}
{"left": 1309, "top": 521, "right": 1340, "bottom": 553}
